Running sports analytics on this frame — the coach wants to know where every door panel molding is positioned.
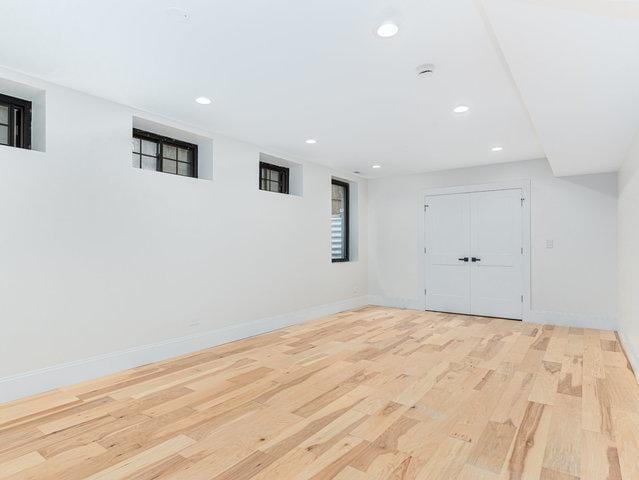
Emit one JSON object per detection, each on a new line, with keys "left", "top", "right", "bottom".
{"left": 424, "top": 193, "right": 471, "bottom": 315}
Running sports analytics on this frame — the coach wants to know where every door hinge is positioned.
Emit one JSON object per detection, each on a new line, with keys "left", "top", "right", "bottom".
{"left": 521, "top": 247, "right": 524, "bottom": 254}
{"left": 424, "top": 247, "right": 427, "bottom": 254}
{"left": 424, "top": 289, "right": 427, "bottom": 295}
{"left": 424, "top": 204, "right": 429, "bottom": 211}
{"left": 521, "top": 197, "right": 525, "bottom": 207}
{"left": 521, "top": 295, "right": 524, "bottom": 303}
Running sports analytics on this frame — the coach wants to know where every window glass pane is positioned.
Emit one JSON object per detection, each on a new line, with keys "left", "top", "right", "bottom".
{"left": 177, "top": 162, "right": 192, "bottom": 176}
{"left": 132, "top": 137, "right": 140, "bottom": 153}
{"left": 0, "top": 125, "right": 8, "bottom": 145}
{"left": 332, "top": 184, "right": 345, "bottom": 215}
{"left": 163, "top": 159, "right": 177, "bottom": 174}
{"left": 132, "top": 153, "right": 141, "bottom": 168}
{"left": 178, "top": 148, "right": 191, "bottom": 162}
{"left": 163, "top": 144, "right": 177, "bottom": 159}
{"left": 331, "top": 182, "right": 348, "bottom": 260}
{"left": 0, "top": 105, "right": 7, "bottom": 124}
{"left": 267, "top": 181, "right": 280, "bottom": 192}
{"left": 141, "top": 139, "right": 157, "bottom": 156}
{"left": 141, "top": 156, "right": 156, "bottom": 170}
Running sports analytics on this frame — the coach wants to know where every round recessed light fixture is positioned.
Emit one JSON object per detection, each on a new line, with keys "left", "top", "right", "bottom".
{"left": 372, "top": 165, "right": 382, "bottom": 169}
{"left": 195, "top": 97, "right": 212, "bottom": 105}
{"left": 453, "top": 105, "right": 470, "bottom": 114}
{"left": 491, "top": 146, "right": 504, "bottom": 152}
{"left": 305, "top": 139, "right": 317, "bottom": 144}
{"left": 376, "top": 22, "right": 399, "bottom": 38}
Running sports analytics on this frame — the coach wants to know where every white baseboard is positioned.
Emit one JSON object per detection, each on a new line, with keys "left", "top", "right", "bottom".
{"left": 367, "top": 295, "right": 424, "bottom": 311}
{"left": 0, "top": 296, "right": 369, "bottom": 404}
{"left": 527, "top": 310, "right": 617, "bottom": 331}
{"left": 367, "top": 295, "right": 618, "bottom": 331}
{"left": 617, "top": 329, "right": 639, "bottom": 384}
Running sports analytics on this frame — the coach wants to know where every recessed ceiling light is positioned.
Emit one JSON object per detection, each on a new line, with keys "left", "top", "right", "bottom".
{"left": 372, "top": 165, "right": 382, "bottom": 169}
{"left": 453, "top": 105, "right": 470, "bottom": 114}
{"left": 491, "top": 146, "right": 504, "bottom": 152}
{"left": 376, "top": 22, "right": 399, "bottom": 38}
{"left": 305, "top": 139, "right": 317, "bottom": 144}
{"left": 195, "top": 97, "right": 212, "bottom": 105}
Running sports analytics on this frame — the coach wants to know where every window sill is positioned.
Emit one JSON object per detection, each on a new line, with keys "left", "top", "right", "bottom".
{"left": 131, "top": 166, "right": 211, "bottom": 183}
{"left": 0, "top": 144, "right": 46, "bottom": 155}
{"left": 259, "top": 189, "right": 301, "bottom": 198}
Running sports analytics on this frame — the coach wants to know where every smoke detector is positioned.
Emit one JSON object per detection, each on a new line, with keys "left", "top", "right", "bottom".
{"left": 416, "top": 64, "right": 436, "bottom": 77}
{"left": 166, "top": 7, "right": 190, "bottom": 23}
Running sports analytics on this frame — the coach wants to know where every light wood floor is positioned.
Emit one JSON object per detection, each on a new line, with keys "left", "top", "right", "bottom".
{"left": 1, "top": 307, "right": 639, "bottom": 480}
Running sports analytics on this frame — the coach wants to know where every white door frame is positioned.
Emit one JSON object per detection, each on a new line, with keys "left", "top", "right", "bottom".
{"left": 420, "top": 180, "right": 532, "bottom": 321}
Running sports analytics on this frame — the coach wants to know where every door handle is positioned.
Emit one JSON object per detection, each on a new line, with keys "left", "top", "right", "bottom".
{"left": 458, "top": 257, "right": 469, "bottom": 262}
{"left": 471, "top": 257, "right": 481, "bottom": 262}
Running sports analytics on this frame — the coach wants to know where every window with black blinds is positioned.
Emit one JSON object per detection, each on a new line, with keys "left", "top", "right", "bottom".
{"left": 0, "top": 93, "right": 31, "bottom": 150}
{"left": 259, "top": 162, "right": 290, "bottom": 194}
{"left": 331, "top": 179, "right": 349, "bottom": 262}
{"left": 131, "top": 129, "right": 198, "bottom": 178}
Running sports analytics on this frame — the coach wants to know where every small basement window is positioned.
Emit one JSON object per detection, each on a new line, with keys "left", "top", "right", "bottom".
{"left": 331, "top": 178, "right": 350, "bottom": 262}
{"left": 259, "top": 161, "right": 290, "bottom": 194}
{"left": 131, "top": 129, "right": 198, "bottom": 178}
{"left": 0, "top": 93, "right": 31, "bottom": 149}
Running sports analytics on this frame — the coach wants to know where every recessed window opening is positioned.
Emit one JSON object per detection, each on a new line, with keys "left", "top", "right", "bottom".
{"left": 131, "top": 129, "right": 198, "bottom": 178}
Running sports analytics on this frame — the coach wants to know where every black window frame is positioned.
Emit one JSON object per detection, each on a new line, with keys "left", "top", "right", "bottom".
{"left": 132, "top": 128, "right": 198, "bottom": 178}
{"left": 331, "top": 178, "right": 350, "bottom": 263}
{"left": 259, "top": 161, "right": 290, "bottom": 194}
{"left": 0, "top": 93, "right": 32, "bottom": 150}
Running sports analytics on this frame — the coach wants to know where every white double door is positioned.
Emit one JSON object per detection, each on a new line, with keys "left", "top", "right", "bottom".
{"left": 424, "top": 188, "right": 524, "bottom": 320}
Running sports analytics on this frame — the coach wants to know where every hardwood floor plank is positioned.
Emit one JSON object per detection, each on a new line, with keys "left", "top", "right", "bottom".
{"left": 0, "top": 452, "right": 45, "bottom": 479}
{"left": 466, "top": 419, "right": 517, "bottom": 473}
{"left": 507, "top": 400, "right": 553, "bottom": 480}
{"left": 542, "top": 395, "right": 582, "bottom": 478}
{"left": 85, "top": 435, "right": 195, "bottom": 480}
{"left": 613, "top": 410, "right": 639, "bottom": 480}
{"left": 580, "top": 429, "right": 622, "bottom": 480}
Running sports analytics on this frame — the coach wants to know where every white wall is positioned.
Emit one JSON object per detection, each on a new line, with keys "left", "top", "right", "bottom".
{"left": 618, "top": 133, "right": 639, "bottom": 376}
{"left": 0, "top": 69, "right": 368, "bottom": 385}
{"left": 368, "top": 158, "right": 618, "bottom": 328}
{"left": 0, "top": 66, "right": 626, "bottom": 402}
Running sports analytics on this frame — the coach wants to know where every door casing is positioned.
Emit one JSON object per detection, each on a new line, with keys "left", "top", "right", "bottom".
{"left": 420, "top": 180, "right": 531, "bottom": 320}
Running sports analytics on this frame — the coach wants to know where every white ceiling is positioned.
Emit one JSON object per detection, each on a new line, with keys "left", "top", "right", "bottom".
{"left": 483, "top": 0, "right": 639, "bottom": 177}
{"left": 1, "top": 0, "right": 638, "bottom": 178}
